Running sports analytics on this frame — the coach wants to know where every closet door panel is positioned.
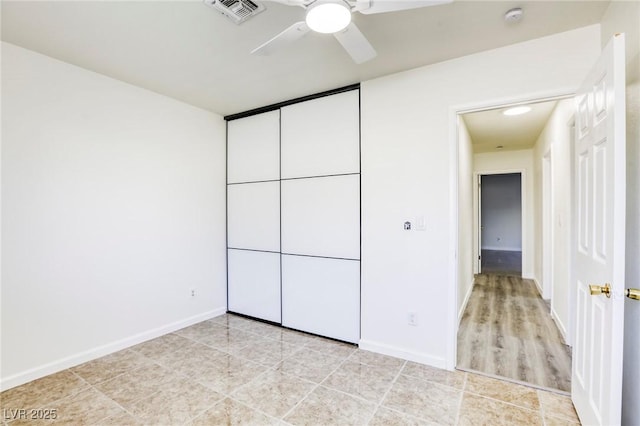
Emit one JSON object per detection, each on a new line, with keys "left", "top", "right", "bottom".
{"left": 281, "top": 174, "right": 359, "bottom": 259}
{"left": 281, "top": 90, "right": 359, "bottom": 179}
{"left": 228, "top": 249, "right": 281, "bottom": 323}
{"left": 228, "top": 110, "right": 280, "bottom": 184}
{"left": 228, "top": 181, "right": 280, "bottom": 252}
{"left": 281, "top": 255, "right": 359, "bottom": 343}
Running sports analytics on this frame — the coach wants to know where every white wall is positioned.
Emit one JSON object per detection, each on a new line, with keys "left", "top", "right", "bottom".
{"left": 600, "top": 3, "right": 640, "bottom": 425}
{"left": 360, "top": 25, "right": 600, "bottom": 368}
{"left": 480, "top": 173, "right": 522, "bottom": 251}
{"left": 457, "top": 116, "right": 474, "bottom": 321}
{"left": 532, "top": 99, "right": 574, "bottom": 342}
{"left": 474, "top": 150, "right": 535, "bottom": 279}
{"left": 1, "top": 43, "right": 227, "bottom": 390}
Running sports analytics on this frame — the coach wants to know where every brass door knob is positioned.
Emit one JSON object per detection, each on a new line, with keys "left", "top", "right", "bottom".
{"left": 589, "top": 283, "right": 611, "bottom": 298}
{"left": 626, "top": 288, "right": 640, "bottom": 300}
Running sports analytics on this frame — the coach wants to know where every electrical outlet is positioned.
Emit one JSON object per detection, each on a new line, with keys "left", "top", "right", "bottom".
{"left": 191, "top": 288, "right": 196, "bottom": 297}
{"left": 408, "top": 312, "right": 418, "bottom": 326}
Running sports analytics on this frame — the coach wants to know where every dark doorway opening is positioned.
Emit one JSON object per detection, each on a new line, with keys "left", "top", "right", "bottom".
{"left": 480, "top": 173, "right": 522, "bottom": 276}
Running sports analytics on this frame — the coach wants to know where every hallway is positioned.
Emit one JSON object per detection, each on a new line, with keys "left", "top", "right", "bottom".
{"left": 457, "top": 274, "right": 572, "bottom": 392}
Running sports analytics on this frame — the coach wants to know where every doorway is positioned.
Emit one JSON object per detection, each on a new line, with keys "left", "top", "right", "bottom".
{"left": 456, "top": 98, "right": 573, "bottom": 392}
{"left": 479, "top": 173, "right": 522, "bottom": 276}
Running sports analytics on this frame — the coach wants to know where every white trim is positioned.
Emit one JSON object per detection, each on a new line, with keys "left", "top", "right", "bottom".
{"left": 452, "top": 91, "right": 574, "bottom": 115}
{"left": 480, "top": 246, "right": 523, "bottom": 252}
{"left": 475, "top": 168, "right": 526, "bottom": 175}
{"left": 458, "top": 279, "right": 475, "bottom": 323}
{"left": 448, "top": 90, "right": 574, "bottom": 371}
{"left": 458, "top": 278, "right": 475, "bottom": 324}
{"left": 447, "top": 104, "right": 460, "bottom": 371}
{"left": 566, "top": 115, "right": 577, "bottom": 348}
{"left": 0, "top": 307, "right": 226, "bottom": 391}
{"left": 475, "top": 173, "right": 482, "bottom": 274}
{"left": 475, "top": 168, "right": 527, "bottom": 276}
{"left": 358, "top": 339, "right": 448, "bottom": 370}
{"left": 550, "top": 306, "right": 568, "bottom": 344}
{"left": 542, "top": 149, "right": 554, "bottom": 300}
{"left": 529, "top": 276, "right": 544, "bottom": 298}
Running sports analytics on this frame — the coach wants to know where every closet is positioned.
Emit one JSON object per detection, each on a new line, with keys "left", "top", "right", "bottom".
{"left": 226, "top": 87, "right": 361, "bottom": 343}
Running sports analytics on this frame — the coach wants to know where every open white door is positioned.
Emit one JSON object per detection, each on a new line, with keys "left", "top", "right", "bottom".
{"left": 572, "top": 34, "right": 626, "bottom": 426}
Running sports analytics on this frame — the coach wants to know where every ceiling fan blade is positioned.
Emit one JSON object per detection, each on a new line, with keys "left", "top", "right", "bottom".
{"left": 333, "top": 22, "right": 377, "bottom": 64}
{"left": 251, "top": 21, "right": 310, "bottom": 56}
{"left": 357, "top": 0, "right": 453, "bottom": 15}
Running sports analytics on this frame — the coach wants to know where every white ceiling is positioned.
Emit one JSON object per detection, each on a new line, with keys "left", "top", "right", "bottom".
{"left": 1, "top": 1, "right": 609, "bottom": 116}
{"left": 463, "top": 99, "right": 561, "bottom": 153}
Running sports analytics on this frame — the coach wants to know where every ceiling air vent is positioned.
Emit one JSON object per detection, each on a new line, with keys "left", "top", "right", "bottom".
{"left": 204, "top": 0, "right": 266, "bottom": 25}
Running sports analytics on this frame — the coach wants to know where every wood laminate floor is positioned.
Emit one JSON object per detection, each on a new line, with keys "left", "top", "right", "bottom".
{"left": 457, "top": 274, "right": 572, "bottom": 392}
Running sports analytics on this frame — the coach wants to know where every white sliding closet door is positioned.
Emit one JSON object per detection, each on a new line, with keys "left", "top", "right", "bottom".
{"left": 281, "top": 90, "right": 359, "bottom": 179}
{"left": 227, "top": 110, "right": 281, "bottom": 322}
{"left": 228, "top": 249, "right": 281, "bottom": 323}
{"left": 281, "top": 175, "right": 359, "bottom": 260}
{"left": 227, "top": 181, "right": 279, "bottom": 252}
{"left": 280, "top": 89, "right": 360, "bottom": 342}
{"left": 282, "top": 255, "right": 360, "bottom": 343}
{"left": 228, "top": 110, "right": 279, "bottom": 183}
{"left": 226, "top": 89, "right": 360, "bottom": 338}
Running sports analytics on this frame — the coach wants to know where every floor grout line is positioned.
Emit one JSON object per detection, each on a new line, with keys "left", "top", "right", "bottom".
{"left": 279, "top": 343, "right": 356, "bottom": 422}
{"left": 453, "top": 371, "right": 468, "bottom": 425}
{"left": 463, "top": 389, "right": 542, "bottom": 413}
{"left": 367, "top": 359, "right": 407, "bottom": 424}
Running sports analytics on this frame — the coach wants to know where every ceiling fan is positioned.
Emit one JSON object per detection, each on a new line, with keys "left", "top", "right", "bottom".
{"left": 252, "top": 0, "right": 453, "bottom": 64}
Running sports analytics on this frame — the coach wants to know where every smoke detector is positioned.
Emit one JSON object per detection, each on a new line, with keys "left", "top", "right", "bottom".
{"left": 204, "top": 0, "right": 265, "bottom": 25}
{"left": 504, "top": 7, "right": 523, "bottom": 23}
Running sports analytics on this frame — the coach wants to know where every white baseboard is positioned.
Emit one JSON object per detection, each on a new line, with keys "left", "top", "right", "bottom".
{"left": 458, "top": 278, "right": 475, "bottom": 324}
{"left": 528, "top": 276, "right": 544, "bottom": 297}
{"left": 0, "top": 307, "right": 226, "bottom": 391}
{"left": 358, "top": 339, "right": 448, "bottom": 370}
{"left": 550, "top": 306, "right": 568, "bottom": 343}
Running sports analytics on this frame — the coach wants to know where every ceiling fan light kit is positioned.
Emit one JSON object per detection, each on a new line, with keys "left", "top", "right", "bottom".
{"left": 226, "top": 0, "right": 454, "bottom": 64}
{"left": 306, "top": 1, "right": 352, "bottom": 34}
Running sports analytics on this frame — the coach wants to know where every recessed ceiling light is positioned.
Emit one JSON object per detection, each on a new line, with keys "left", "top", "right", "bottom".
{"left": 503, "top": 106, "right": 532, "bottom": 116}
{"left": 306, "top": 1, "right": 352, "bottom": 34}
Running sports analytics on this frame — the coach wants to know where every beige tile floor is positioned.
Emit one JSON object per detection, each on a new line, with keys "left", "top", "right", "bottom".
{"left": 1, "top": 314, "right": 581, "bottom": 425}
